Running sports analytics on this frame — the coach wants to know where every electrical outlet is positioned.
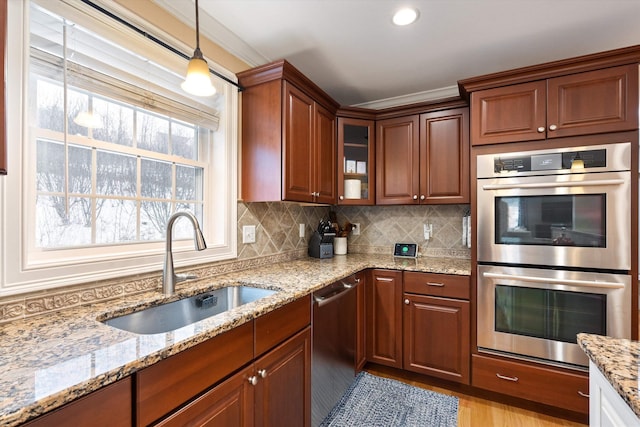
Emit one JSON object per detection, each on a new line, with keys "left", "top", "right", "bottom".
{"left": 352, "top": 223, "right": 360, "bottom": 236}
{"left": 242, "top": 225, "right": 256, "bottom": 243}
{"left": 423, "top": 223, "right": 433, "bottom": 240}
{"left": 299, "top": 223, "right": 305, "bottom": 238}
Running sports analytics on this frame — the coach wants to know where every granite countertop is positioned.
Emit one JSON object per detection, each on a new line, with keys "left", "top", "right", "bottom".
{"left": 578, "top": 333, "right": 640, "bottom": 417}
{"left": 0, "top": 254, "right": 470, "bottom": 426}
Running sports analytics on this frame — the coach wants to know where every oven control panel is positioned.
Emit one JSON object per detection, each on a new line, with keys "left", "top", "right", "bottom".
{"left": 494, "top": 148, "right": 606, "bottom": 173}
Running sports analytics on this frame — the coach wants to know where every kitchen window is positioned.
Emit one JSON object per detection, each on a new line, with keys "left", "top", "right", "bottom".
{"left": 1, "top": 0, "right": 238, "bottom": 295}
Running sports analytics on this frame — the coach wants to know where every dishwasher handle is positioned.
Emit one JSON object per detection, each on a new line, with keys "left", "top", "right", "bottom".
{"left": 313, "top": 283, "right": 355, "bottom": 307}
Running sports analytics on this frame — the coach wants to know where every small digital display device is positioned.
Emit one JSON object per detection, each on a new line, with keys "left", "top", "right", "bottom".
{"left": 393, "top": 243, "right": 418, "bottom": 258}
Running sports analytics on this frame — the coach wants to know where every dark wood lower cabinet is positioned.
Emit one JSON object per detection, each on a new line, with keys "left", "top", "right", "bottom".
{"left": 156, "top": 365, "right": 254, "bottom": 427}
{"left": 254, "top": 327, "right": 311, "bottom": 427}
{"left": 403, "top": 294, "right": 470, "bottom": 383}
{"left": 156, "top": 327, "right": 311, "bottom": 427}
{"left": 366, "top": 269, "right": 403, "bottom": 368}
{"left": 24, "top": 377, "right": 133, "bottom": 427}
{"left": 472, "top": 354, "right": 589, "bottom": 414}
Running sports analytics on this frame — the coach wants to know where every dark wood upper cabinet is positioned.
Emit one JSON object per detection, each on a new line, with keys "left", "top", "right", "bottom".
{"left": 337, "top": 117, "right": 375, "bottom": 205}
{"left": 420, "top": 107, "right": 469, "bottom": 204}
{"left": 0, "top": 0, "right": 6, "bottom": 175}
{"left": 376, "top": 108, "right": 469, "bottom": 205}
{"left": 375, "top": 115, "right": 419, "bottom": 205}
{"left": 466, "top": 62, "right": 639, "bottom": 146}
{"left": 238, "top": 60, "right": 339, "bottom": 203}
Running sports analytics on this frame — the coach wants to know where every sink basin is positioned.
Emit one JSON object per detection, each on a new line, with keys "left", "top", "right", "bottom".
{"left": 103, "top": 286, "right": 276, "bottom": 334}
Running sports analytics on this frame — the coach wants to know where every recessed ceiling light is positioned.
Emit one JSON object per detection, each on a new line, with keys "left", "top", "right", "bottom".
{"left": 393, "top": 7, "right": 419, "bottom": 26}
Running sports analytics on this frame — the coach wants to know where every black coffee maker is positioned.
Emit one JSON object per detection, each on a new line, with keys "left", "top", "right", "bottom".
{"left": 308, "top": 219, "right": 336, "bottom": 258}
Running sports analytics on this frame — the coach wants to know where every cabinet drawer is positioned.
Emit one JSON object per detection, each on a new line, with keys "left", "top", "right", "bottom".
{"left": 255, "top": 295, "right": 311, "bottom": 357}
{"left": 136, "top": 322, "right": 254, "bottom": 426}
{"left": 472, "top": 354, "right": 589, "bottom": 414}
{"left": 403, "top": 271, "right": 470, "bottom": 299}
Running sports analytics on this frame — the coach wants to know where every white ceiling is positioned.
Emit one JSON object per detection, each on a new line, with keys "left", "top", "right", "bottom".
{"left": 155, "top": 0, "right": 640, "bottom": 108}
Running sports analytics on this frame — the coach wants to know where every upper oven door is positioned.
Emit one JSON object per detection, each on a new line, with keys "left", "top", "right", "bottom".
{"left": 477, "top": 171, "right": 630, "bottom": 270}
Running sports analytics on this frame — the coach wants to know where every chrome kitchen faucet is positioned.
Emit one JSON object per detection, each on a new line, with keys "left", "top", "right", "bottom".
{"left": 163, "top": 211, "right": 207, "bottom": 296}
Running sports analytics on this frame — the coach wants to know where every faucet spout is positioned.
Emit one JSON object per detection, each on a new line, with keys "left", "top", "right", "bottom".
{"left": 163, "top": 211, "right": 207, "bottom": 296}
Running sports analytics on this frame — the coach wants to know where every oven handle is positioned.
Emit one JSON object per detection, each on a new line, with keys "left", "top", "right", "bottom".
{"left": 482, "top": 272, "right": 626, "bottom": 289}
{"left": 481, "top": 178, "right": 625, "bottom": 191}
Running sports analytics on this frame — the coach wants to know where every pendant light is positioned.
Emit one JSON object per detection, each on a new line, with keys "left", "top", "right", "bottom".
{"left": 181, "top": 0, "right": 216, "bottom": 96}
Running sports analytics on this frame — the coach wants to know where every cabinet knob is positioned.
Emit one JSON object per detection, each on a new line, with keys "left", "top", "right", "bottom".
{"left": 420, "top": 195, "right": 425, "bottom": 201}
{"left": 248, "top": 376, "right": 258, "bottom": 386}
{"left": 404, "top": 299, "right": 410, "bottom": 305}
{"left": 258, "top": 369, "right": 267, "bottom": 378}
{"left": 549, "top": 124, "right": 557, "bottom": 131}
{"left": 413, "top": 195, "right": 418, "bottom": 200}
{"left": 339, "top": 195, "right": 344, "bottom": 200}
{"left": 537, "top": 126, "right": 545, "bottom": 133}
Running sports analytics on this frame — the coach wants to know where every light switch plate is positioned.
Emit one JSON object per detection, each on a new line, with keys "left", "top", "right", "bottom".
{"left": 242, "top": 225, "right": 256, "bottom": 243}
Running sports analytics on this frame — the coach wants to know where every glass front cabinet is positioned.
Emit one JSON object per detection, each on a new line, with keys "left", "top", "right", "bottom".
{"left": 337, "top": 117, "right": 375, "bottom": 205}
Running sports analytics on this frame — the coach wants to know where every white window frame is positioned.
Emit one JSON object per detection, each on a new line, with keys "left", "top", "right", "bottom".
{"left": 0, "top": 0, "right": 238, "bottom": 297}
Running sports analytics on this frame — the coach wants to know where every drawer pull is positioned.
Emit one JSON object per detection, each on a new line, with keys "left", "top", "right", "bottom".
{"left": 578, "top": 391, "right": 590, "bottom": 398}
{"left": 496, "top": 373, "right": 519, "bottom": 382}
{"left": 427, "top": 282, "right": 445, "bottom": 287}
{"left": 376, "top": 277, "right": 394, "bottom": 282}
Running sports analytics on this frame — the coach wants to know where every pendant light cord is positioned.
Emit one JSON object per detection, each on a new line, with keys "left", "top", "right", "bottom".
{"left": 79, "top": 0, "right": 242, "bottom": 91}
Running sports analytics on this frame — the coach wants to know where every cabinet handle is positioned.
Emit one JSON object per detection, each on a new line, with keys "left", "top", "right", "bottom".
{"left": 376, "top": 277, "right": 394, "bottom": 282}
{"left": 258, "top": 369, "right": 267, "bottom": 378}
{"left": 578, "top": 391, "right": 590, "bottom": 398}
{"left": 420, "top": 195, "right": 425, "bottom": 200}
{"left": 427, "top": 282, "right": 445, "bottom": 287}
{"left": 404, "top": 299, "right": 410, "bottom": 305}
{"left": 495, "top": 373, "right": 519, "bottom": 382}
{"left": 412, "top": 195, "right": 418, "bottom": 200}
{"left": 339, "top": 195, "right": 344, "bottom": 200}
{"left": 248, "top": 376, "right": 258, "bottom": 386}
{"left": 537, "top": 126, "right": 545, "bottom": 133}
{"left": 549, "top": 124, "right": 557, "bottom": 131}
{"left": 354, "top": 277, "right": 361, "bottom": 284}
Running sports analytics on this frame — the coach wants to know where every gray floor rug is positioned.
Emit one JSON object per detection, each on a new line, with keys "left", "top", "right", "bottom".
{"left": 320, "top": 371, "right": 458, "bottom": 427}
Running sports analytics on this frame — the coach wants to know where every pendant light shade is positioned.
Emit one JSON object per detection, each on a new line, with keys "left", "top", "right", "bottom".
{"left": 182, "top": 0, "right": 216, "bottom": 97}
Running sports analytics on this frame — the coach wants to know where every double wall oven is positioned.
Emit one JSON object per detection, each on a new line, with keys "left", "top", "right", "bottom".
{"left": 476, "top": 142, "right": 632, "bottom": 368}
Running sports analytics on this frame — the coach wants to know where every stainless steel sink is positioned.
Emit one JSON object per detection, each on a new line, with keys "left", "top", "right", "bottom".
{"left": 103, "top": 286, "right": 276, "bottom": 334}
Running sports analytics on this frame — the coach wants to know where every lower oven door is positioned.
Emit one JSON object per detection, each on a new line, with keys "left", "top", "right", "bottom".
{"left": 477, "top": 265, "right": 631, "bottom": 367}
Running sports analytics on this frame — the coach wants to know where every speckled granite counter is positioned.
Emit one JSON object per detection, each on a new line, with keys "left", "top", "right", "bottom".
{"left": 0, "top": 254, "right": 469, "bottom": 426}
{"left": 578, "top": 333, "right": 640, "bottom": 417}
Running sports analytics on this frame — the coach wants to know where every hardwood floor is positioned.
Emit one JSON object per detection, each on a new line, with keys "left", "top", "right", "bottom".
{"left": 364, "top": 365, "right": 587, "bottom": 427}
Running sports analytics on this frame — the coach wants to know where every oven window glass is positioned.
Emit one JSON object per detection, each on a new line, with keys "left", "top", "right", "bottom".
{"left": 495, "top": 285, "right": 606, "bottom": 343}
{"left": 495, "top": 194, "right": 606, "bottom": 247}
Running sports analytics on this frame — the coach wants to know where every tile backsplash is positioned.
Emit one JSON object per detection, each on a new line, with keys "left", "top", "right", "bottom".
{"left": 238, "top": 202, "right": 471, "bottom": 259}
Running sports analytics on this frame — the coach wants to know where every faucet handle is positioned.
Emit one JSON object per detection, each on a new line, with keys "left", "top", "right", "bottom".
{"left": 175, "top": 273, "right": 197, "bottom": 282}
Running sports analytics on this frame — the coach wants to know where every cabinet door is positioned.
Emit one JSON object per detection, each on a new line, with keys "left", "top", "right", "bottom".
{"left": 548, "top": 64, "right": 639, "bottom": 138}
{"left": 314, "top": 103, "right": 336, "bottom": 204}
{"left": 420, "top": 108, "right": 469, "bottom": 204}
{"left": 403, "top": 294, "right": 470, "bottom": 384}
{"left": 24, "top": 377, "right": 132, "bottom": 427}
{"left": 375, "top": 116, "right": 419, "bottom": 204}
{"left": 155, "top": 366, "right": 254, "bottom": 427}
{"left": 337, "top": 117, "right": 375, "bottom": 205}
{"left": 470, "top": 81, "right": 546, "bottom": 145}
{"left": 366, "top": 269, "right": 403, "bottom": 368}
{"left": 254, "top": 327, "right": 311, "bottom": 427}
{"left": 355, "top": 272, "right": 367, "bottom": 372}
{"left": 283, "top": 82, "right": 314, "bottom": 202}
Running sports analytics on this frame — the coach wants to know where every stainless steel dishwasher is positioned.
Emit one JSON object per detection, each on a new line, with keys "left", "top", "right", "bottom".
{"left": 311, "top": 274, "right": 358, "bottom": 426}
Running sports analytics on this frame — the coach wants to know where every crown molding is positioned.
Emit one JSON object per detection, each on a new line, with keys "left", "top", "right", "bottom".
{"left": 351, "top": 85, "right": 460, "bottom": 110}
